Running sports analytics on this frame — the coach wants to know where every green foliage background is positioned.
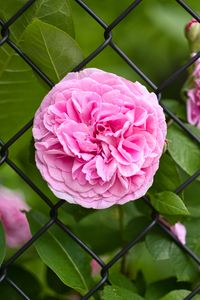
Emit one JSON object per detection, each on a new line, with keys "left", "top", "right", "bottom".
{"left": 0, "top": 0, "right": 200, "bottom": 300}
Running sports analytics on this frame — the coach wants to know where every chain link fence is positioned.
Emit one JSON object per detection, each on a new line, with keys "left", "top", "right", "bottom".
{"left": 0, "top": 0, "right": 200, "bottom": 299}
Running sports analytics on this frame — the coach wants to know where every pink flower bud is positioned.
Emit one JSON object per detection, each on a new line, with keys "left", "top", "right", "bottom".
{"left": 170, "top": 222, "right": 187, "bottom": 245}
{"left": 185, "top": 19, "right": 199, "bottom": 34}
{"left": 185, "top": 18, "right": 200, "bottom": 52}
{"left": 187, "top": 56, "right": 200, "bottom": 128}
{"left": 90, "top": 259, "right": 101, "bottom": 277}
{"left": 0, "top": 186, "right": 31, "bottom": 248}
{"left": 160, "top": 217, "right": 187, "bottom": 245}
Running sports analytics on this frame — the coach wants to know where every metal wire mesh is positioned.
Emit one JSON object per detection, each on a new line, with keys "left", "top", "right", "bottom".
{"left": 0, "top": 0, "right": 200, "bottom": 299}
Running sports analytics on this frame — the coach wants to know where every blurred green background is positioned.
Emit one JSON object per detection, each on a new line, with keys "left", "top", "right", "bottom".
{"left": 71, "top": 0, "right": 200, "bottom": 96}
{"left": 0, "top": 2, "right": 200, "bottom": 299}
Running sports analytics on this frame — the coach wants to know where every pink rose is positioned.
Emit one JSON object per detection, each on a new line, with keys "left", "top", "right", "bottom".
{"left": 187, "top": 57, "right": 200, "bottom": 128}
{"left": 0, "top": 186, "right": 31, "bottom": 248}
{"left": 33, "top": 68, "right": 166, "bottom": 209}
{"left": 170, "top": 222, "right": 187, "bottom": 245}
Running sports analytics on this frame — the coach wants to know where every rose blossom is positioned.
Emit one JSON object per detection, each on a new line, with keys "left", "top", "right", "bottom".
{"left": 187, "top": 56, "right": 200, "bottom": 128}
{"left": 33, "top": 68, "right": 166, "bottom": 209}
{"left": 0, "top": 186, "right": 31, "bottom": 248}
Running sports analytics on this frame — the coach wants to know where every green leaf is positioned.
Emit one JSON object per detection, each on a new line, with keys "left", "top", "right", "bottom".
{"left": 145, "top": 278, "right": 190, "bottom": 300}
{"left": 0, "top": 1, "right": 81, "bottom": 141}
{"left": 151, "top": 191, "right": 189, "bottom": 216}
{"left": 0, "top": 222, "right": 6, "bottom": 265}
{"left": 184, "top": 180, "right": 200, "bottom": 217}
{"left": 21, "top": 19, "right": 83, "bottom": 82}
{"left": 146, "top": 229, "right": 173, "bottom": 261}
{"left": 126, "top": 242, "right": 174, "bottom": 284}
{"left": 169, "top": 244, "right": 198, "bottom": 282}
{"left": 0, "top": 0, "right": 74, "bottom": 41}
{"left": 109, "top": 272, "right": 137, "bottom": 293}
{"left": 179, "top": 169, "right": 200, "bottom": 218}
{"left": 74, "top": 208, "right": 121, "bottom": 254}
{"left": 150, "top": 153, "right": 182, "bottom": 194}
{"left": 46, "top": 267, "right": 71, "bottom": 294}
{"left": 189, "top": 294, "right": 200, "bottom": 300}
{"left": 28, "top": 210, "right": 90, "bottom": 295}
{"left": 167, "top": 124, "right": 200, "bottom": 180}
{"left": 103, "top": 286, "right": 144, "bottom": 300}
{"left": 183, "top": 219, "right": 200, "bottom": 256}
{"left": 0, "top": 48, "right": 48, "bottom": 141}
{"left": 159, "top": 290, "right": 200, "bottom": 300}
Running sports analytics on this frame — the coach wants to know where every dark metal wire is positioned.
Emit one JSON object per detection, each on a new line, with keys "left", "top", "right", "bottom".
{"left": 2, "top": 0, "right": 36, "bottom": 31}
{"left": 6, "top": 278, "right": 31, "bottom": 300}
{"left": 0, "top": 0, "right": 200, "bottom": 299}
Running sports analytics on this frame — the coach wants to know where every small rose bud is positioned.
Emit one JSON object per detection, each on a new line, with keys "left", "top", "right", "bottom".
{"left": 186, "top": 55, "right": 200, "bottom": 128}
{"left": 170, "top": 222, "right": 187, "bottom": 245}
{"left": 185, "top": 19, "right": 199, "bottom": 34}
{"left": 90, "top": 259, "right": 101, "bottom": 277}
{"left": 185, "top": 18, "right": 200, "bottom": 52}
{"left": 159, "top": 217, "right": 187, "bottom": 245}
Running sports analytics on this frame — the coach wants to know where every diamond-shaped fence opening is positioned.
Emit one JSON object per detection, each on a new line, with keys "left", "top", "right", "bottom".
{"left": 107, "top": 1, "right": 193, "bottom": 78}
{"left": 0, "top": 0, "right": 200, "bottom": 299}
